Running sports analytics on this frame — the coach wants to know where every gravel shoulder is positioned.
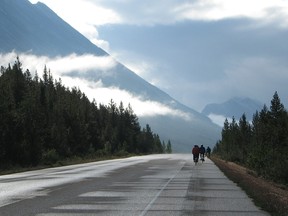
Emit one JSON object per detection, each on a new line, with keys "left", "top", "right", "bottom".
{"left": 211, "top": 157, "right": 288, "bottom": 216}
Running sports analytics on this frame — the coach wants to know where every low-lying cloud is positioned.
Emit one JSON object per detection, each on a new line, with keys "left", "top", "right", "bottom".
{"left": 0, "top": 52, "right": 192, "bottom": 121}
{"left": 208, "top": 114, "right": 232, "bottom": 127}
{"left": 0, "top": 51, "right": 116, "bottom": 75}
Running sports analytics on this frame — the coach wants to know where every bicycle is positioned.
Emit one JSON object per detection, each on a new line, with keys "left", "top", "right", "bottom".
{"left": 193, "top": 155, "right": 199, "bottom": 165}
{"left": 200, "top": 153, "right": 205, "bottom": 163}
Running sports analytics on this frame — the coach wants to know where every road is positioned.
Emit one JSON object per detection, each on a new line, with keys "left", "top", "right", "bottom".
{"left": 0, "top": 154, "right": 269, "bottom": 216}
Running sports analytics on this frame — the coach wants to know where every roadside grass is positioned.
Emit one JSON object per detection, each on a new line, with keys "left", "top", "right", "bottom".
{"left": 211, "top": 156, "right": 288, "bottom": 216}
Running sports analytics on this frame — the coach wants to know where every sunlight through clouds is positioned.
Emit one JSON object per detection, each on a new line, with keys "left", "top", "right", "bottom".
{"left": 33, "top": 0, "right": 122, "bottom": 26}
{"left": 29, "top": 0, "right": 122, "bottom": 50}
{"left": 28, "top": 0, "right": 288, "bottom": 57}
{"left": 30, "top": 0, "right": 288, "bottom": 27}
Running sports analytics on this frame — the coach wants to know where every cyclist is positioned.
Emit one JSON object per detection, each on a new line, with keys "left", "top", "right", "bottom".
{"left": 192, "top": 145, "right": 200, "bottom": 164}
{"left": 199, "top": 145, "right": 206, "bottom": 162}
{"left": 206, "top": 146, "right": 211, "bottom": 158}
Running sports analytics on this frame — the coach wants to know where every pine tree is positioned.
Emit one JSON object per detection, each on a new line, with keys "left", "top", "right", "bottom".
{"left": 0, "top": 59, "right": 169, "bottom": 169}
{"left": 166, "top": 140, "right": 172, "bottom": 153}
{"left": 238, "top": 113, "right": 251, "bottom": 163}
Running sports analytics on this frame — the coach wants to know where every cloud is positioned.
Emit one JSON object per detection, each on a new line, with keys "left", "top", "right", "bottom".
{"left": 78, "top": 0, "right": 288, "bottom": 28}
{"left": 36, "top": 0, "right": 122, "bottom": 26}
{"left": 71, "top": 78, "right": 194, "bottom": 121}
{"left": 0, "top": 51, "right": 116, "bottom": 77}
{"left": 34, "top": 0, "right": 288, "bottom": 27}
{"left": 173, "top": 0, "right": 288, "bottom": 27}
{"left": 108, "top": 50, "right": 167, "bottom": 87}
{"left": 29, "top": 0, "right": 122, "bottom": 51}
{"left": 28, "top": 0, "right": 288, "bottom": 58}
{"left": 0, "top": 52, "right": 192, "bottom": 121}
{"left": 208, "top": 114, "right": 232, "bottom": 127}
{"left": 174, "top": 0, "right": 265, "bottom": 20}
{"left": 47, "top": 53, "right": 117, "bottom": 74}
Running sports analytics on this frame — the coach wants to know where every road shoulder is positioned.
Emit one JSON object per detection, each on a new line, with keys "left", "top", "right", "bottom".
{"left": 212, "top": 157, "right": 288, "bottom": 216}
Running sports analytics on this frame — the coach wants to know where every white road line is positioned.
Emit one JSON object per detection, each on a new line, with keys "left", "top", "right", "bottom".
{"left": 139, "top": 161, "right": 184, "bottom": 216}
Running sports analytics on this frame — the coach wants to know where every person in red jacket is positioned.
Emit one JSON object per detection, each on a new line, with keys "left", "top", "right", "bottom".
{"left": 192, "top": 145, "right": 200, "bottom": 164}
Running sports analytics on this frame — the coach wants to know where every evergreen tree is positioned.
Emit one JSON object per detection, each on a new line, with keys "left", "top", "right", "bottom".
{"left": 0, "top": 59, "right": 171, "bottom": 169}
{"left": 216, "top": 92, "right": 288, "bottom": 184}
{"left": 238, "top": 113, "right": 251, "bottom": 163}
{"left": 269, "top": 91, "right": 287, "bottom": 149}
{"left": 166, "top": 140, "right": 172, "bottom": 153}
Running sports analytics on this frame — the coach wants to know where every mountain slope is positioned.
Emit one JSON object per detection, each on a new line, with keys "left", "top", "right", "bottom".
{"left": 0, "top": 0, "right": 106, "bottom": 56}
{"left": 0, "top": 0, "right": 221, "bottom": 151}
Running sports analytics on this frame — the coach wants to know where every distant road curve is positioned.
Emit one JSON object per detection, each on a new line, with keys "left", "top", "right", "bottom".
{"left": 0, "top": 154, "right": 269, "bottom": 216}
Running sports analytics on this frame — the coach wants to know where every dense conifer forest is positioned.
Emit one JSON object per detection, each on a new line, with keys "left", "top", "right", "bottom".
{"left": 0, "top": 58, "right": 172, "bottom": 169}
{"left": 214, "top": 91, "right": 288, "bottom": 184}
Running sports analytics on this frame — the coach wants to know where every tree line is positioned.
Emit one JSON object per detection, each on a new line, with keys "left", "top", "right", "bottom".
{"left": 0, "top": 58, "right": 172, "bottom": 169}
{"left": 213, "top": 92, "right": 288, "bottom": 184}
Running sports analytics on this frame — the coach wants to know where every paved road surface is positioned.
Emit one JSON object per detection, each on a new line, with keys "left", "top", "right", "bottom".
{"left": 0, "top": 154, "right": 269, "bottom": 215}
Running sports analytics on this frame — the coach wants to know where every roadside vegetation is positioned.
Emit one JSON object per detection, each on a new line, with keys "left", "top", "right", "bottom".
{"left": 214, "top": 91, "right": 288, "bottom": 185}
{"left": 213, "top": 91, "right": 288, "bottom": 215}
{"left": 0, "top": 58, "right": 172, "bottom": 171}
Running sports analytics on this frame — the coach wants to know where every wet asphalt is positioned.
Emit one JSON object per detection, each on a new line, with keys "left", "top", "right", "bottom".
{"left": 0, "top": 154, "right": 270, "bottom": 215}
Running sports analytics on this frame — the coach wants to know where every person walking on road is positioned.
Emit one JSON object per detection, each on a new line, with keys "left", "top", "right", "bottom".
{"left": 192, "top": 145, "right": 200, "bottom": 164}
{"left": 199, "top": 145, "right": 206, "bottom": 162}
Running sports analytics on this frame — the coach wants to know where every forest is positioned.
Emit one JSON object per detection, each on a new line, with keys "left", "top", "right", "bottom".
{"left": 213, "top": 91, "right": 288, "bottom": 184}
{"left": 0, "top": 58, "right": 172, "bottom": 169}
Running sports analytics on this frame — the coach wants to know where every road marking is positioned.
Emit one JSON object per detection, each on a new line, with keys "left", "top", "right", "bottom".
{"left": 139, "top": 161, "right": 184, "bottom": 216}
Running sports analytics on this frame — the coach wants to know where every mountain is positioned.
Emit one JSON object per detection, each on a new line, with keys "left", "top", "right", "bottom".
{"left": 0, "top": 0, "right": 106, "bottom": 56}
{"left": 0, "top": 0, "right": 221, "bottom": 152}
{"left": 202, "top": 97, "right": 264, "bottom": 122}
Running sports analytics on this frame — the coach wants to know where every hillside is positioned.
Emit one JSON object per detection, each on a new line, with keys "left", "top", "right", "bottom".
{"left": 0, "top": 0, "right": 106, "bottom": 56}
{"left": 0, "top": 0, "right": 221, "bottom": 151}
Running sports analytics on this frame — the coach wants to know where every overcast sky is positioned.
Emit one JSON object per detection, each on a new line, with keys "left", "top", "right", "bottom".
{"left": 28, "top": 0, "right": 288, "bottom": 112}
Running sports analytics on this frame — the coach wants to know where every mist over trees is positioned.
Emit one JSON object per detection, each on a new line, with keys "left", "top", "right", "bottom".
{"left": 0, "top": 59, "right": 171, "bottom": 169}
{"left": 214, "top": 91, "right": 288, "bottom": 184}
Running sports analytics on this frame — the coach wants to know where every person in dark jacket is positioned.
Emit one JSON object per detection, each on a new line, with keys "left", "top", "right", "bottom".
{"left": 199, "top": 145, "right": 206, "bottom": 162}
{"left": 192, "top": 145, "right": 200, "bottom": 163}
{"left": 206, "top": 146, "right": 211, "bottom": 158}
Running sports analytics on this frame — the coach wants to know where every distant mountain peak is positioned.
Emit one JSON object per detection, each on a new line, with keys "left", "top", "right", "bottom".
{"left": 202, "top": 97, "right": 264, "bottom": 121}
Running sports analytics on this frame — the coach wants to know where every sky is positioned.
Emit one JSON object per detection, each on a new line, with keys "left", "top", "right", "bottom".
{"left": 27, "top": 0, "right": 288, "bottom": 113}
